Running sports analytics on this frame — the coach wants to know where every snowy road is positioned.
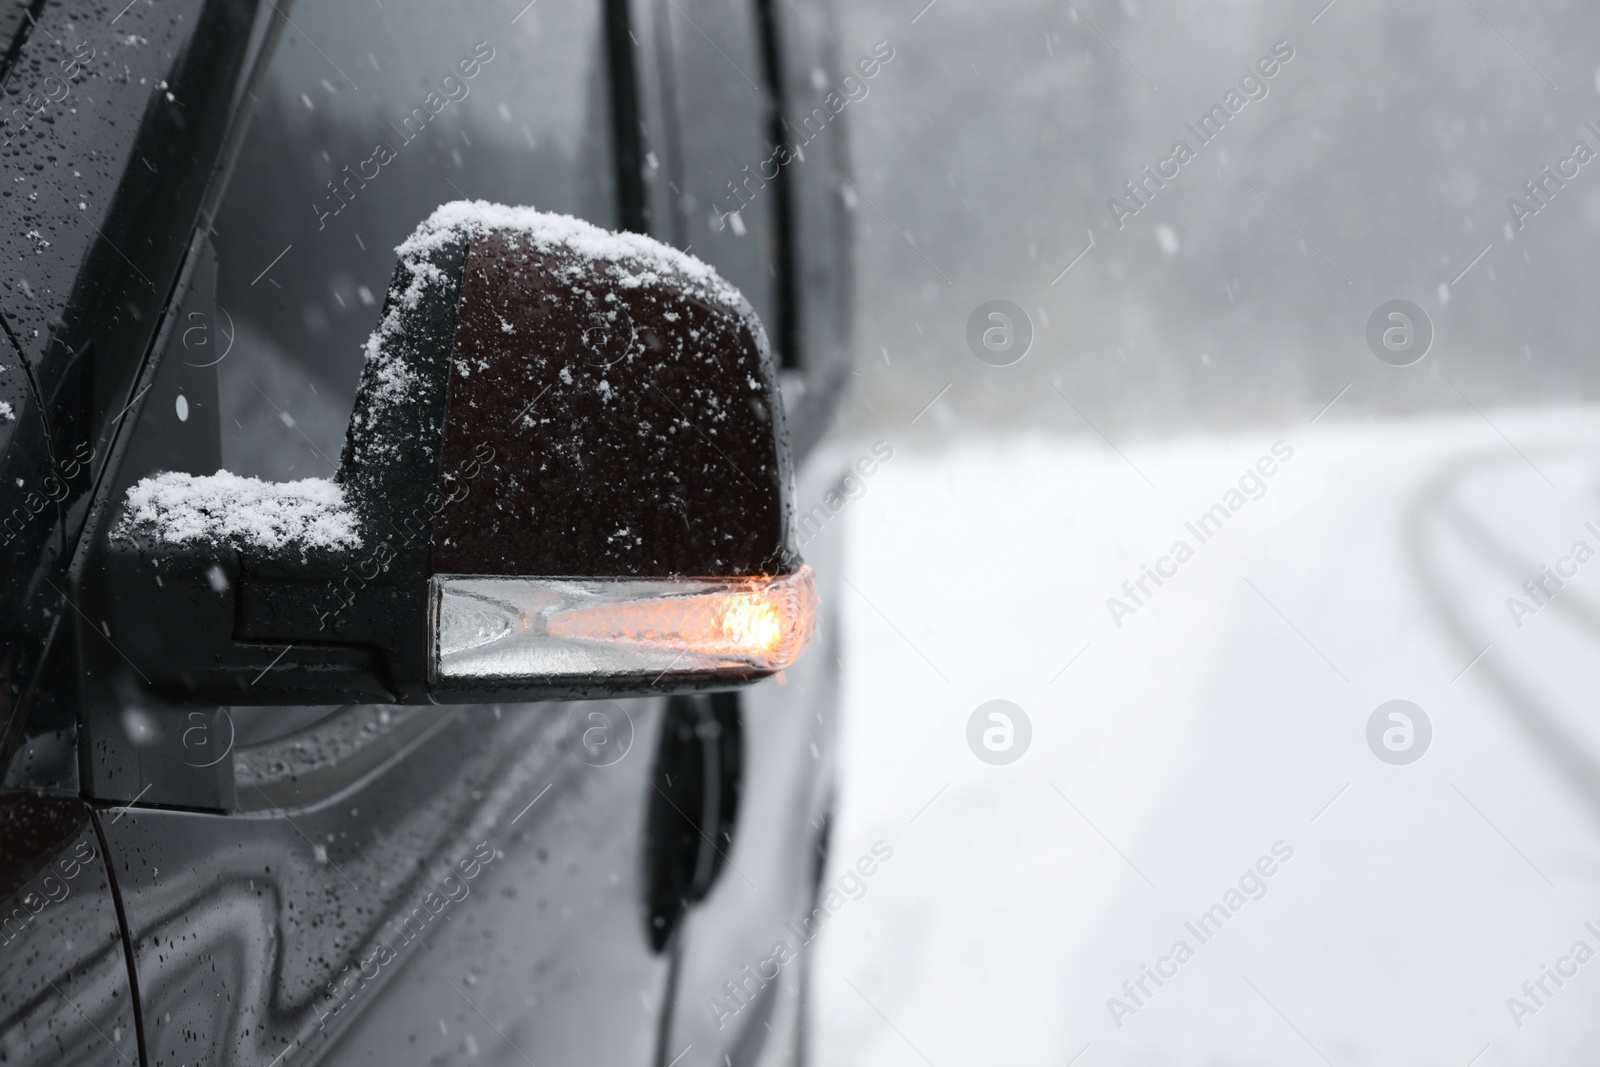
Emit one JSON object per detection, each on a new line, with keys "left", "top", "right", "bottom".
{"left": 814, "top": 407, "right": 1600, "bottom": 1067}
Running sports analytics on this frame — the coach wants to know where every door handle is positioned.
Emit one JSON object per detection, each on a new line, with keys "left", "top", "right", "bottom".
{"left": 643, "top": 691, "right": 743, "bottom": 951}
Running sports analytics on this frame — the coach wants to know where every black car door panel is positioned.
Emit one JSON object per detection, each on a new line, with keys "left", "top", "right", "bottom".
{"left": 99, "top": 699, "right": 674, "bottom": 1066}
{"left": 0, "top": 796, "right": 140, "bottom": 1067}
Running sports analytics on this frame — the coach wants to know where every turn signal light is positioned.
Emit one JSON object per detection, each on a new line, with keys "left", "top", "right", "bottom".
{"left": 430, "top": 567, "right": 817, "bottom": 686}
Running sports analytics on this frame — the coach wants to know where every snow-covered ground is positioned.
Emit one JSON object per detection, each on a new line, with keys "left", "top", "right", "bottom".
{"left": 815, "top": 406, "right": 1600, "bottom": 1067}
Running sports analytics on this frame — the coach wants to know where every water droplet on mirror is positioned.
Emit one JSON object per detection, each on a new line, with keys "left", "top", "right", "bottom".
{"left": 175, "top": 393, "right": 188, "bottom": 421}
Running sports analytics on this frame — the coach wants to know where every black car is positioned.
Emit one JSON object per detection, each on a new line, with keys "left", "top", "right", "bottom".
{"left": 0, "top": 1, "right": 854, "bottom": 1064}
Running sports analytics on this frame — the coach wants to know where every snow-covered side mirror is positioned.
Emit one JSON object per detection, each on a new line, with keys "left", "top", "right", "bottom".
{"left": 102, "top": 204, "right": 813, "bottom": 706}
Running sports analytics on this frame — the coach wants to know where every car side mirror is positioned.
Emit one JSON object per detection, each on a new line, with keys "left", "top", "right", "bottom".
{"left": 101, "top": 203, "right": 814, "bottom": 705}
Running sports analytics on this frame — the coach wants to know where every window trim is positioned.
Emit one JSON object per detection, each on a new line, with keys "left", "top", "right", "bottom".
{"left": 604, "top": 0, "right": 650, "bottom": 233}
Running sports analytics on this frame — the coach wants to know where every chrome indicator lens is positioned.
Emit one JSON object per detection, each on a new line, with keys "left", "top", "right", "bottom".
{"left": 431, "top": 566, "right": 817, "bottom": 685}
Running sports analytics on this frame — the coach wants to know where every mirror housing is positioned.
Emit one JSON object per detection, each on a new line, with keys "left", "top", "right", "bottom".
{"left": 103, "top": 204, "right": 813, "bottom": 704}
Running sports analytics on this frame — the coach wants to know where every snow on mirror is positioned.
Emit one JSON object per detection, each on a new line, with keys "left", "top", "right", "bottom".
{"left": 104, "top": 203, "right": 809, "bottom": 705}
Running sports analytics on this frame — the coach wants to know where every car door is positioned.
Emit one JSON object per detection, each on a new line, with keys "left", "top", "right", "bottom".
{"left": 0, "top": 797, "right": 140, "bottom": 1067}
{"left": 56, "top": 1, "right": 725, "bottom": 1065}
{"left": 0, "top": 4, "right": 260, "bottom": 1064}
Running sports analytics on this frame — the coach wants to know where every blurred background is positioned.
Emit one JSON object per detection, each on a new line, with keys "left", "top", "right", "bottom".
{"left": 809, "top": 1, "right": 1600, "bottom": 1064}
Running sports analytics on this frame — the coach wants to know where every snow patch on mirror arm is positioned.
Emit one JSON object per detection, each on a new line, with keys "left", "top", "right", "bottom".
{"left": 117, "top": 471, "right": 362, "bottom": 553}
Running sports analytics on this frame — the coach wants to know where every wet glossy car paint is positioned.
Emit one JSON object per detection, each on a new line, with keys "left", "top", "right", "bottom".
{"left": 0, "top": 797, "right": 140, "bottom": 1066}
{"left": 98, "top": 703, "right": 674, "bottom": 1065}
{"left": 0, "top": 1, "right": 850, "bottom": 1065}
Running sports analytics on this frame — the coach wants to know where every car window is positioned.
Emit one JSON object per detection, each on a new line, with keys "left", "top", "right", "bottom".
{"left": 645, "top": 0, "right": 781, "bottom": 360}
{"left": 210, "top": 0, "right": 617, "bottom": 482}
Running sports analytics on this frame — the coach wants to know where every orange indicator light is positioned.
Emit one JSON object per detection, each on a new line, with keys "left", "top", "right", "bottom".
{"left": 432, "top": 567, "right": 819, "bottom": 684}
{"left": 546, "top": 566, "right": 816, "bottom": 670}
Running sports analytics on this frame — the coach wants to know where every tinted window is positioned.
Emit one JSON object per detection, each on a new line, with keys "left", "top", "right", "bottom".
{"left": 211, "top": 0, "right": 616, "bottom": 481}
{"left": 647, "top": 0, "right": 780, "bottom": 354}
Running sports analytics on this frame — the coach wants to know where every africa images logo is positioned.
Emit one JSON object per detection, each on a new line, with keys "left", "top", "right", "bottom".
{"left": 966, "top": 301, "right": 1033, "bottom": 366}
{"left": 966, "top": 700, "right": 1031, "bottom": 765}
{"left": 1366, "top": 700, "right": 1430, "bottom": 765}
